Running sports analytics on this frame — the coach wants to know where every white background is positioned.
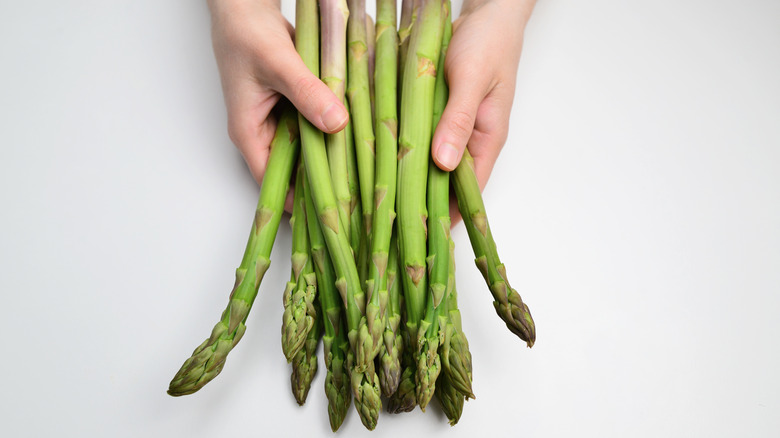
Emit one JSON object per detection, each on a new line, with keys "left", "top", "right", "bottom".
{"left": 1, "top": 0, "right": 779, "bottom": 436}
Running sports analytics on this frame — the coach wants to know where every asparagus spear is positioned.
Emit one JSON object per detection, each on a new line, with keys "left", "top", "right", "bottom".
{"left": 452, "top": 148, "right": 536, "bottom": 346}
{"left": 346, "top": 99, "right": 369, "bottom": 296}
{"left": 435, "top": 239, "right": 473, "bottom": 424}
{"left": 287, "top": 162, "right": 320, "bottom": 403}
{"left": 295, "top": 0, "right": 381, "bottom": 429}
{"left": 344, "top": 100, "right": 362, "bottom": 254}
{"left": 378, "top": 232, "right": 403, "bottom": 396}
{"left": 434, "top": 365, "right": 464, "bottom": 426}
{"left": 387, "top": 0, "right": 425, "bottom": 414}
{"left": 387, "top": 360, "right": 417, "bottom": 413}
{"left": 431, "top": 0, "right": 450, "bottom": 131}
{"left": 415, "top": 0, "right": 451, "bottom": 410}
{"left": 346, "top": 0, "right": 376, "bottom": 238}
{"left": 347, "top": 0, "right": 376, "bottom": 370}
{"left": 440, "top": 239, "right": 474, "bottom": 399}
{"left": 317, "top": 12, "right": 359, "bottom": 422}
{"left": 397, "top": 0, "right": 443, "bottom": 355}
{"left": 355, "top": 0, "right": 399, "bottom": 372}
{"left": 346, "top": 0, "right": 373, "bottom": 294}
{"left": 386, "top": 318, "right": 417, "bottom": 413}
{"left": 366, "top": 13, "right": 376, "bottom": 122}
{"left": 290, "top": 297, "right": 322, "bottom": 405}
{"left": 320, "top": 0, "right": 352, "bottom": 241}
{"left": 167, "top": 107, "right": 300, "bottom": 396}
{"left": 397, "top": 0, "right": 416, "bottom": 84}
{"left": 282, "top": 162, "right": 318, "bottom": 362}
{"left": 303, "top": 172, "right": 351, "bottom": 430}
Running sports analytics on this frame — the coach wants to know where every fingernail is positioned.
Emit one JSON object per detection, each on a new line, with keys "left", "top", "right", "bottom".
{"left": 437, "top": 143, "right": 460, "bottom": 170}
{"left": 321, "top": 103, "right": 348, "bottom": 132}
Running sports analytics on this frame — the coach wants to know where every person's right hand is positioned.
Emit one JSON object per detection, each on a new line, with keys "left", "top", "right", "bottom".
{"left": 208, "top": 0, "right": 349, "bottom": 185}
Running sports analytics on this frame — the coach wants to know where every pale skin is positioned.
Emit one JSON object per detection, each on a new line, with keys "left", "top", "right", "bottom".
{"left": 208, "top": 0, "right": 535, "bottom": 209}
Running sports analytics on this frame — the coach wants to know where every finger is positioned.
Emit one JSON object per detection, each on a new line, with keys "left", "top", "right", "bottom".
{"left": 431, "top": 65, "right": 491, "bottom": 171}
{"left": 283, "top": 186, "right": 295, "bottom": 215}
{"left": 227, "top": 89, "right": 279, "bottom": 183}
{"left": 235, "top": 114, "right": 279, "bottom": 184}
{"left": 269, "top": 50, "right": 348, "bottom": 134}
{"left": 467, "top": 91, "right": 512, "bottom": 191}
{"left": 449, "top": 195, "right": 462, "bottom": 227}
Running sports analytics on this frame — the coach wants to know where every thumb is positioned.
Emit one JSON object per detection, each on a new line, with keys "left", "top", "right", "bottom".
{"left": 431, "top": 70, "right": 489, "bottom": 171}
{"left": 271, "top": 51, "right": 349, "bottom": 134}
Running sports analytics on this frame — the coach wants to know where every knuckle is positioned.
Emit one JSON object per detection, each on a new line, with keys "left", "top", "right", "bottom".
{"left": 447, "top": 109, "right": 475, "bottom": 139}
{"left": 291, "top": 75, "right": 319, "bottom": 109}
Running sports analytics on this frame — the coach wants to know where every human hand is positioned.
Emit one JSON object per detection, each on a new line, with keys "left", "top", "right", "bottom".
{"left": 208, "top": 0, "right": 348, "bottom": 187}
{"left": 431, "top": 0, "right": 535, "bottom": 190}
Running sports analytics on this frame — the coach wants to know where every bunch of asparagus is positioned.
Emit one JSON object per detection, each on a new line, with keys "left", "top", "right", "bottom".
{"left": 167, "top": 0, "right": 535, "bottom": 431}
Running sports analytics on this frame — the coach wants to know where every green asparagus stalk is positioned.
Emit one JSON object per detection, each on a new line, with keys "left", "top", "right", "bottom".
{"left": 366, "top": 13, "right": 376, "bottom": 122}
{"left": 397, "top": 0, "right": 416, "bottom": 84}
{"left": 287, "top": 162, "right": 320, "bottom": 404}
{"left": 346, "top": 99, "right": 369, "bottom": 295}
{"left": 303, "top": 172, "right": 351, "bottom": 430}
{"left": 386, "top": 325, "right": 417, "bottom": 413}
{"left": 282, "top": 162, "right": 318, "bottom": 362}
{"left": 347, "top": 354, "right": 382, "bottom": 429}
{"left": 320, "top": 0, "right": 352, "bottom": 241}
{"left": 290, "top": 298, "right": 322, "bottom": 405}
{"left": 415, "top": 1, "right": 450, "bottom": 409}
{"left": 434, "top": 239, "right": 473, "bottom": 425}
{"left": 295, "top": 0, "right": 360, "bottom": 348}
{"left": 440, "top": 239, "right": 474, "bottom": 399}
{"left": 355, "top": 0, "right": 399, "bottom": 372}
{"left": 344, "top": 15, "right": 374, "bottom": 370}
{"left": 434, "top": 365, "right": 464, "bottom": 426}
{"left": 356, "top": 210, "right": 370, "bottom": 288}
{"left": 442, "top": 290, "right": 474, "bottom": 400}
{"left": 295, "top": 0, "right": 381, "bottom": 429}
{"left": 344, "top": 100, "right": 362, "bottom": 254}
{"left": 346, "top": 0, "right": 376, "bottom": 238}
{"left": 452, "top": 147, "right": 536, "bottom": 347}
{"left": 167, "top": 107, "right": 300, "bottom": 396}
{"left": 431, "top": 0, "right": 450, "bottom": 131}
{"left": 378, "top": 231, "right": 403, "bottom": 396}
{"left": 386, "top": 1, "right": 422, "bottom": 410}
{"left": 397, "top": 0, "right": 443, "bottom": 387}
{"left": 318, "top": 13, "right": 362, "bottom": 424}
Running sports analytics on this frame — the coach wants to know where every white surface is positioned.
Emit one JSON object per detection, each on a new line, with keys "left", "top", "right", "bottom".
{"left": 1, "top": 0, "right": 779, "bottom": 436}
